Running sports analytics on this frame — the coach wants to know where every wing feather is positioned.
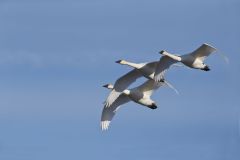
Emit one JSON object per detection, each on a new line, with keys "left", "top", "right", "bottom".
{"left": 101, "top": 95, "right": 130, "bottom": 130}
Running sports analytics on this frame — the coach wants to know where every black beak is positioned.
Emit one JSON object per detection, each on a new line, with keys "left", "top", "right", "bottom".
{"left": 159, "top": 50, "right": 165, "bottom": 54}
{"left": 115, "top": 60, "right": 122, "bottom": 63}
{"left": 102, "top": 84, "right": 109, "bottom": 88}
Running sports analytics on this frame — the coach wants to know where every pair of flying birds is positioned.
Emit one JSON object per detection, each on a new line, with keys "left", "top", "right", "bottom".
{"left": 101, "top": 43, "right": 226, "bottom": 130}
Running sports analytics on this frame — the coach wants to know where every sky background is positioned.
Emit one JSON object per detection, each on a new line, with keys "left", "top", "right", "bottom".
{"left": 0, "top": 0, "right": 240, "bottom": 159}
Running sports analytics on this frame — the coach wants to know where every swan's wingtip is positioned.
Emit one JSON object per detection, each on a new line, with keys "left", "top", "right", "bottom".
{"left": 101, "top": 121, "right": 110, "bottom": 131}
{"left": 202, "top": 43, "right": 217, "bottom": 51}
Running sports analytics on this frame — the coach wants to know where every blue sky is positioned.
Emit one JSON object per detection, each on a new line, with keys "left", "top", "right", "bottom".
{"left": 0, "top": 0, "right": 239, "bottom": 159}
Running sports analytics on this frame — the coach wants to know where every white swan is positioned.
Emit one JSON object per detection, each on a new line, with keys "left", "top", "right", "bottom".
{"left": 158, "top": 43, "right": 224, "bottom": 72}
{"left": 101, "top": 80, "right": 170, "bottom": 130}
{"left": 105, "top": 59, "right": 178, "bottom": 107}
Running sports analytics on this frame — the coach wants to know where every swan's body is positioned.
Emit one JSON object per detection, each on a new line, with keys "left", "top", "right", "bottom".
{"left": 101, "top": 80, "right": 165, "bottom": 130}
{"left": 159, "top": 43, "right": 217, "bottom": 71}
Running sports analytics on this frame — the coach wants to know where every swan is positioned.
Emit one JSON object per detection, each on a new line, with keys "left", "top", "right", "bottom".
{"left": 105, "top": 59, "right": 178, "bottom": 107}
{"left": 101, "top": 80, "right": 174, "bottom": 130}
{"left": 158, "top": 43, "right": 227, "bottom": 72}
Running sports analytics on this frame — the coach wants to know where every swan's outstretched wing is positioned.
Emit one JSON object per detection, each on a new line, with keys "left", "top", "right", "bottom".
{"left": 190, "top": 43, "right": 217, "bottom": 61}
{"left": 154, "top": 56, "right": 177, "bottom": 82}
{"left": 105, "top": 69, "right": 142, "bottom": 107}
{"left": 101, "top": 94, "right": 130, "bottom": 130}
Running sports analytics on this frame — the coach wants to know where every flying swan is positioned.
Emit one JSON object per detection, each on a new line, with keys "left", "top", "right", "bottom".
{"left": 158, "top": 43, "right": 228, "bottom": 74}
{"left": 101, "top": 80, "right": 177, "bottom": 130}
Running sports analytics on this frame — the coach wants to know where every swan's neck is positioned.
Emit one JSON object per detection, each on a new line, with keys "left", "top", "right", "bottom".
{"left": 162, "top": 51, "right": 182, "bottom": 62}
{"left": 121, "top": 60, "right": 142, "bottom": 69}
{"left": 123, "top": 89, "right": 131, "bottom": 95}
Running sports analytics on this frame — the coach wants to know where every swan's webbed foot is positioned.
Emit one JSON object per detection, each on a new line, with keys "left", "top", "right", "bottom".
{"left": 159, "top": 78, "right": 165, "bottom": 83}
{"left": 148, "top": 103, "right": 157, "bottom": 109}
{"left": 201, "top": 65, "right": 210, "bottom": 71}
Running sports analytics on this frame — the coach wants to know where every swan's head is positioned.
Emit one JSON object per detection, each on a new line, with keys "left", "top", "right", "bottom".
{"left": 122, "top": 89, "right": 130, "bottom": 95}
{"left": 102, "top": 84, "right": 114, "bottom": 89}
{"left": 115, "top": 60, "right": 127, "bottom": 65}
{"left": 159, "top": 50, "right": 166, "bottom": 55}
{"left": 148, "top": 102, "right": 158, "bottom": 109}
